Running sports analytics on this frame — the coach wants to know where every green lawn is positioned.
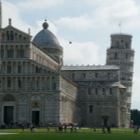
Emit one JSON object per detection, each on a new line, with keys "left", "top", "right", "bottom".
{"left": 0, "top": 128, "right": 139, "bottom": 140}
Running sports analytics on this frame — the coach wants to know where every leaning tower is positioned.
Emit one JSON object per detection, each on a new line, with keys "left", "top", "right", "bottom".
{"left": 106, "top": 33, "right": 135, "bottom": 127}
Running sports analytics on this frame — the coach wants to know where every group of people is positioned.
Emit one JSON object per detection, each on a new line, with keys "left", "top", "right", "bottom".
{"left": 93, "top": 125, "right": 111, "bottom": 134}
{"left": 102, "top": 125, "right": 111, "bottom": 133}
{"left": 46, "top": 122, "right": 77, "bottom": 133}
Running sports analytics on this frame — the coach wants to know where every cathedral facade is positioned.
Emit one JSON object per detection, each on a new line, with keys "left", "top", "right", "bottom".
{"left": 0, "top": 3, "right": 134, "bottom": 128}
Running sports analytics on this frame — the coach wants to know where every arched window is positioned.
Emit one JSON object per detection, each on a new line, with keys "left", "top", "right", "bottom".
{"left": 107, "top": 73, "right": 111, "bottom": 78}
{"left": 7, "top": 65, "right": 12, "bottom": 74}
{"left": 10, "top": 31, "right": 14, "bottom": 40}
{"left": 17, "top": 48, "right": 25, "bottom": 58}
{"left": 72, "top": 73, "right": 75, "bottom": 79}
{"left": 18, "top": 79, "right": 22, "bottom": 88}
{"left": 20, "top": 49, "right": 25, "bottom": 58}
{"left": 88, "top": 88, "right": 91, "bottom": 95}
{"left": 125, "top": 53, "right": 128, "bottom": 59}
{"left": 89, "top": 105, "right": 93, "bottom": 113}
{"left": 95, "top": 88, "right": 98, "bottom": 95}
{"left": 1, "top": 49, "right": 4, "bottom": 58}
{"left": 7, "top": 77, "right": 11, "bottom": 87}
{"left": 114, "top": 52, "right": 118, "bottom": 59}
{"left": 102, "top": 88, "right": 105, "bottom": 95}
{"left": 116, "top": 41, "right": 119, "bottom": 47}
{"left": 6, "top": 31, "right": 10, "bottom": 40}
{"left": 109, "top": 88, "right": 112, "bottom": 95}
{"left": 95, "top": 73, "right": 98, "bottom": 78}
{"left": 82, "top": 73, "right": 86, "bottom": 79}
{"left": 18, "top": 65, "right": 21, "bottom": 73}
{"left": 53, "top": 83, "right": 56, "bottom": 90}
{"left": 7, "top": 49, "right": 14, "bottom": 58}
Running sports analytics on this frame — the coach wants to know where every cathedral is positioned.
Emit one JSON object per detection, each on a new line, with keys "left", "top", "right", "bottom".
{"left": 0, "top": 2, "right": 134, "bottom": 128}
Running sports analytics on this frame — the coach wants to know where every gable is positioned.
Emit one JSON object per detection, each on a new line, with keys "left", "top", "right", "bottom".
{"left": 2, "top": 25, "right": 32, "bottom": 43}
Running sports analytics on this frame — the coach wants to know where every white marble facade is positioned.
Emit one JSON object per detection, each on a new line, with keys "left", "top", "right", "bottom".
{"left": 0, "top": 12, "right": 134, "bottom": 127}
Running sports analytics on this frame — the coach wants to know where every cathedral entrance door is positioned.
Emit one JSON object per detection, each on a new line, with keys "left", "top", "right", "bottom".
{"left": 32, "top": 111, "right": 40, "bottom": 126}
{"left": 4, "top": 106, "right": 14, "bottom": 124}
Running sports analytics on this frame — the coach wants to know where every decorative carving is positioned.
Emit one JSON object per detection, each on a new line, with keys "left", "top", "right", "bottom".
{"left": 31, "top": 101, "right": 40, "bottom": 108}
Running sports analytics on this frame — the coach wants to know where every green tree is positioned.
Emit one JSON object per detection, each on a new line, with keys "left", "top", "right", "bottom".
{"left": 131, "top": 109, "right": 140, "bottom": 126}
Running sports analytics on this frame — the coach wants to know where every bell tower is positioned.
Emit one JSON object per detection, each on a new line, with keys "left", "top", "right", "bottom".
{"left": 106, "top": 33, "right": 135, "bottom": 127}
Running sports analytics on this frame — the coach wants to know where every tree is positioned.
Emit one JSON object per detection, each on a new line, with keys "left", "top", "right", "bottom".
{"left": 131, "top": 109, "right": 140, "bottom": 126}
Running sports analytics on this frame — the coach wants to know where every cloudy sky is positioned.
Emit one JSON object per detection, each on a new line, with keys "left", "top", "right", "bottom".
{"left": 1, "top": 0, "right": 140, "bottom": 109}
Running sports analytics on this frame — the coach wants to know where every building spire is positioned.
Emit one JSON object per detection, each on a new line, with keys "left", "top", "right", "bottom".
{"left": 9, "top": 18, "right": 12, "bottom": 26}
{"left": 118, "top": 21, "right": 122, "bottom": 34}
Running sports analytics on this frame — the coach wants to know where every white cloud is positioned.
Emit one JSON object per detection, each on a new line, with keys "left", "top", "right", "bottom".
{"left": 2, "top": 1, "right": 58, "bottom": 39}
{"left": 2, "top": 1, "right": 32, "bottom": 34}
{"left": 4, "top": 0, "right": 140, "bottom": 33}
{"left": 89, "top": 0, "right": 140, "bottom": 29}
{"left": 59, "top": 39, "right": 100, "bottom": 65}
{"left": 54, "top": 0, "right": 140, "bottom": 31}
{"left": 93, "top": 0, "right": 140, "bottom": 26}
{"left": 132, "top": 76, "right": 140, "bottom": 103}
{"left": 18, "top": 0, "right": 64, "bottom": 10}
{"left": 132, "top": 77, "right": 140, "bottom": 110}
{"left": 55, "top": 16, "right": 94, "bottom": 30}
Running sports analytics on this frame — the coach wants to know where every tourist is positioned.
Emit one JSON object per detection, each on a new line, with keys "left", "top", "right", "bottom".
{"left": 102, "top": 126, "right": 106, "bottom": 133}
{"left": 107, "top": 125, "right": 111, "bottom": 134}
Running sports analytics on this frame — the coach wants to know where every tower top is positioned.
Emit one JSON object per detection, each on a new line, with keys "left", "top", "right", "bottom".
{"left": 110, "top": 34, "right": 132, "bottom": 49}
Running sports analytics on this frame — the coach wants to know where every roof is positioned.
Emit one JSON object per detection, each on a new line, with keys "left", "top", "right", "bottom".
{"left": 76, "top": 81, "right": 126, "bottom": 88}
{"left": 3, "top": 25, "right": 31, "bottom": 38}
{"left": 111, "top": 81, "right": 126, "bottom": 88}
{"left": 111, "top": 33, "right": 132, "bottom": 38}
{"left": 61, "top": 65, "right": 119, "bottom": 71}
{"left": 32, "top": 20, "right": 60, "bottom": 48}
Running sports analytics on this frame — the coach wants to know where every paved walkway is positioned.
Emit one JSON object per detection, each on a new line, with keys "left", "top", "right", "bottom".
{"left": 0, "top": 132, "right": 19, "bottom": 135}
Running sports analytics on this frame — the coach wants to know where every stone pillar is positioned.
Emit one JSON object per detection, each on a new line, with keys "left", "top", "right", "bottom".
{"left": 15, "top": 77, "right": 18, "bottom": 91}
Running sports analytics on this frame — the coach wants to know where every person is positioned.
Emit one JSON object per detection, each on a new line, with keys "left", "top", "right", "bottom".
{"left": 58, "top": 123, "right": 63, "bottom": 132}
{"left": 134, "top": 125, "right": 138, "bottom": 134}
{"left": 102, "top": 126, "right": 106, "bottom": 133}
{"left": 137, "top": 126, "right": 139, "bottom": 133}
{"left": 93, "top": 127, "right": 96, "bottom": 133}
{"left": 21, "top": 124, "right": 25, "bottom": 131}
{"left": 70, "top": 124, "right": 74, "bottom": 132}
{"left": 30, "top": 125, "right": 36, "bottom": 132}
{"left": 64, "top": 123, "right": 67, "bottom": 133}
{"left": 47, "top": 124, "right": 50, "bottom": 132}
{"left": 107, "top": 125, "right": 111, "bottom": 134}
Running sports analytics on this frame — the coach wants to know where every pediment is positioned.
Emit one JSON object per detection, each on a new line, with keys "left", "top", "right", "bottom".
{"left": 1, "top": 25, "right": 32, "bottom": 42}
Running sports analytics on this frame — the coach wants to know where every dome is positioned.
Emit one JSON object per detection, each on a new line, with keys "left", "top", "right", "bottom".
{"left": 32, "top": 20, "right": 60, "bottom": 48}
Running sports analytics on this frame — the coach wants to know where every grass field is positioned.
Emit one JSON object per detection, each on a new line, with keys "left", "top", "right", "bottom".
{"left": 0, "top": 128, "right": 139, "bottom": 140}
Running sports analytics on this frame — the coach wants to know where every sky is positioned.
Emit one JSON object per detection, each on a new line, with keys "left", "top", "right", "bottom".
{"left": 1, "top": 0, "right": 140, "bottom": 109}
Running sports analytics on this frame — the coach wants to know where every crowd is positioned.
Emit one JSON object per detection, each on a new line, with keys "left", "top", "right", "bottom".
{"left": 0, "top": 121, "right": 139, "bottom": 134}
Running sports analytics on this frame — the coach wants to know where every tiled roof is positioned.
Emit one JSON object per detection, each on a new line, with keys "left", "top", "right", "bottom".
{"left": 76, "top": 81, "right": 125, "bottom": 88}
{"left": 61, "top": 65, "right": 119, "bottom": 71}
